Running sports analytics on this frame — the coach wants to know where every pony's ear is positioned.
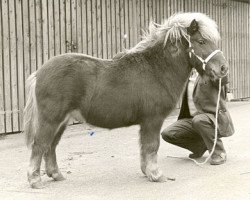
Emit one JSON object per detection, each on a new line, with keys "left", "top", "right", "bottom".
{"left": 187, "top": 19, "right": 199, "bottom": 35}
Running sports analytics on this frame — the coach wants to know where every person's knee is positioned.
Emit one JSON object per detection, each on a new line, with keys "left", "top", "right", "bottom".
{"left": 192, "top": 116, "right": 202, "bottom": 130}
{"left": 161, "top": 128, "right": 175, "bottom": 143}
{"left": 192, "top": 114, "right": 213, "bottom": 132}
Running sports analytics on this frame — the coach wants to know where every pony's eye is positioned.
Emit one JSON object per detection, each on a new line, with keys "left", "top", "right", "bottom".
{"left": 198, "top": 40, "right": 205, "bottom": 45}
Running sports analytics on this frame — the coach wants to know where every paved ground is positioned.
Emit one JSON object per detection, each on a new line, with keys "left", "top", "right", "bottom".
{"left": 0, "top": 101, "right": 250, "bottom": 200}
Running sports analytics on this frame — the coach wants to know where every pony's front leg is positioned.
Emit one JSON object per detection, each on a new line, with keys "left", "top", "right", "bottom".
{"left": 140, "top": 118, "right": 166, "bottom": 182}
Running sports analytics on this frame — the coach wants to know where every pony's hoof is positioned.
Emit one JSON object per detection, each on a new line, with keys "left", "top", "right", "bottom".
{"left": 149, "top": 174, "right": 167, "bottom": 182}
{"left": 149, "top": 175, "right": 175, "bottom": 182}
{"left": 30, "top": 181, "right": 45, "bottom": 189}
{"left": 157, "top": 175, "right": 167, "bottom": 182}
{"left": 52, "top": 173, "right": 66, "bottom": 181}
{"left": 147, "top": 170, "right": 166, "bottom": 182}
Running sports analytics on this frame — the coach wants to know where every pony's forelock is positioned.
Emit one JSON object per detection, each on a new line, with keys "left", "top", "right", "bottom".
{"left": 162, "top": 12, "right": 220, "bottom": 43}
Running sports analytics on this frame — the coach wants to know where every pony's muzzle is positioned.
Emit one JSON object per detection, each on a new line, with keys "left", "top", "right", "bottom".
{"left": 210, "top": 63, "right": 228, "bottom": 79}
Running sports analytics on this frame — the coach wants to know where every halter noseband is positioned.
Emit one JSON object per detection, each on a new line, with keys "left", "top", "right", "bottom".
{"left": 189, "top": 49, "right": 222, "bottom": 71}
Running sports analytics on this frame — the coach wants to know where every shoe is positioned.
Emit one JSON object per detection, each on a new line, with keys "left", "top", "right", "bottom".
{"left": 189, "top": 149, "right": 207, "bottom": 159}
{"left": 210, "top": 153, "right": 227, "bottom": 165}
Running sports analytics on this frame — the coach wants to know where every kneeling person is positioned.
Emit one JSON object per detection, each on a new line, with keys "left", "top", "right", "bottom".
{"left": 161, "top": 69, "right": 234, "bottom": 165}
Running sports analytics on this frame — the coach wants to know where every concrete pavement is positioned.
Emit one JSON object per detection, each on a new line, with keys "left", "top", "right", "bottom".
{"left": 0, "top": 101, "right": 249, "bottom": 200}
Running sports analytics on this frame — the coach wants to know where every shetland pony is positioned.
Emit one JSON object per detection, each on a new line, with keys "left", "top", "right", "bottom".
{"left": 24, "top": 12, "right": 228, "bottom": 188}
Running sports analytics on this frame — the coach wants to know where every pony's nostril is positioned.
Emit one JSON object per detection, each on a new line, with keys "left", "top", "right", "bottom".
{"left": 221, "top": 65, "right": 227, "bottom": 73}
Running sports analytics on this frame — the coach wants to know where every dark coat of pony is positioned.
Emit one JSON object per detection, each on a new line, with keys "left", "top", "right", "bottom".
{"left": 24, "top": 12, "right": 227, "bottom": 188}
{"left": 36, "top": 42, "right": 190, "bottom": 129}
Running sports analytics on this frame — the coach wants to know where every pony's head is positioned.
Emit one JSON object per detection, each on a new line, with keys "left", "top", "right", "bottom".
{"left": 186, "top": 19, "right": 228, "bottom": 79}
{"left": 162, "top": 12, "right": 228, "bottom": 80}
{"left": 126, "top": 13, "right": 228, "bottom": 80}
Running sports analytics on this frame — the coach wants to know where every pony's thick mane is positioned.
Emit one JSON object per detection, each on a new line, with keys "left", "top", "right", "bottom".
{"left": 128, "top": 12, "right": 220, "bottom": 53}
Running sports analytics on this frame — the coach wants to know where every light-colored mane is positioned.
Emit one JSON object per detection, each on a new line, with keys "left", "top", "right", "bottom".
{"left": 128, "top": 12, "right": 220, "bottom": 53}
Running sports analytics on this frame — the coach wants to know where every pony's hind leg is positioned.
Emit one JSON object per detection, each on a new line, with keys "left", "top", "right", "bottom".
{"left": 28, "top": 119, "right": 64, "bottom": 189}
{"left": 140, "top": 118, "right": 166, "bottom": 182}
{"left": 43, "top": 122, "right": 67, "bottom": 181}
{"left": 28, "top": 143, "right": 45, "bottom": 189}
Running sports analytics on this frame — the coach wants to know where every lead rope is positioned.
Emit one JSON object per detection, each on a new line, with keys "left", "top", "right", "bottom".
{"left": 189, "top": 78, "right": 222, "bottom": 165}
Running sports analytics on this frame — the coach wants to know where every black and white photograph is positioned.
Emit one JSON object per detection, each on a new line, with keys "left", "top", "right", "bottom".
{"left": 0, "top": 0, "right": 250, "bottom": 199}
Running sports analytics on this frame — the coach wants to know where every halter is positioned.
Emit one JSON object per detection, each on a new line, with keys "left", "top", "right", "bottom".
{"left": 187, "top": 38, "right": 222, "bottom": 71}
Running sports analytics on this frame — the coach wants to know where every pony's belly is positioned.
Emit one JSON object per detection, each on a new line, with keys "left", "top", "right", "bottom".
{"left": 87, "top": 118, "right": 137, "bottom": 129}
{"left": 86, "top": 105, "right": 138, "bottom": 129}
{"left": 69, "top": 109, "right": 137, "bottom": 129}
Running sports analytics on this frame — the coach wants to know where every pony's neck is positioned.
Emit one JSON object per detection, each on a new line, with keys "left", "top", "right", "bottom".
{"left": 140, "top": 41, "right": 192, "bottom": 97}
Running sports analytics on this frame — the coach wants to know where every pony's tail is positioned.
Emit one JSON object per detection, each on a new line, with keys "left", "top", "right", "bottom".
{"left": 23, "top": 72, "right": 38, "bottom": 149}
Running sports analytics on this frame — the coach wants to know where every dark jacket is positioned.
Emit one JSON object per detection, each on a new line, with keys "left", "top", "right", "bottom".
{"left": 178, "top": 74, "right": 235, "bottom": 137}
